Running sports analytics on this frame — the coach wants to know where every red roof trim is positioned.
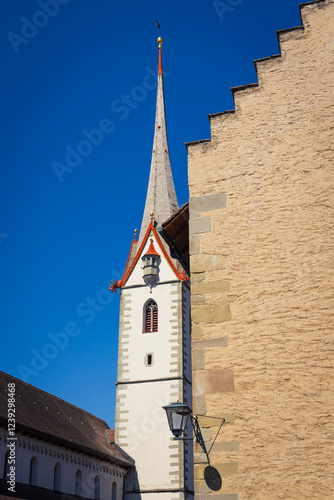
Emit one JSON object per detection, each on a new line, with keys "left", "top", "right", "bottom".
{"left": 122, "top": 223, "right": 153, "bottom": 285}
{"left": 143, "top": 240, "right": 160, "bottom": 258}
{"left": 121, "top": 238, "right": 137, "bottom": 282}
{"left": 151, "top": 225, "right": 180, "bottom": 277}
{"left": 121, "top": 221, "right": 181, "bottom": 286}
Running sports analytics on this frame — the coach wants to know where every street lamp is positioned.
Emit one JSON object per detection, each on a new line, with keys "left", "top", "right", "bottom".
{"left": 163, "top": 401, "right": 225, "bottom": 465}
{"left": 162, "top": 401, "right": 192, "bottom": 438}
{"left": 142, "top": 238, "right": 160, "bottom": 291}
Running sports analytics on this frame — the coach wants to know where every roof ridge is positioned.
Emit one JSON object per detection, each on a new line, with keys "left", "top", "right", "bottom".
{"left": 0, "top": 370, "right": 110, "bottom": 427}
{"left": 161, "top": 201, "right": 189, "bottom": 227}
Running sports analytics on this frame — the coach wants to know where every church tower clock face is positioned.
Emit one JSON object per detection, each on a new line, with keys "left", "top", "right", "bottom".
{"left": 112, "top": 36, "right": 193, "bottom": 499}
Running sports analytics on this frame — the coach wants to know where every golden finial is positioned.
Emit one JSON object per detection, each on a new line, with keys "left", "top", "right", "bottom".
{"left": 150, "top": 212, "right": 154, "bottom": 219}
{"left": 157, "top": 36, "right": 163, "bottom": 49}
{"left": 134, "top": 228, "right": 137, "bottom": 241}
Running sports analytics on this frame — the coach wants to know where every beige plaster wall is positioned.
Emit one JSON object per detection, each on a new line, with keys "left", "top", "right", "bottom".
{"left": 187, "top": 1, "right": 334, "bottom": 498}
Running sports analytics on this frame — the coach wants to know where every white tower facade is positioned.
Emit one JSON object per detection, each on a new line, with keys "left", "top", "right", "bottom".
{"left": 113, "top": 38, "right": 193, "bottom": 500}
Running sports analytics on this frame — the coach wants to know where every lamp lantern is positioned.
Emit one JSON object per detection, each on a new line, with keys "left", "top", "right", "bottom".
{"left": 163, "top": 401, "right": 226, "bottom": 465}
{"left": 142, "top": 239, "right": 160, "bottom": 290}
{"left": 162, "top": 401, "right": 192, "bottom": 438}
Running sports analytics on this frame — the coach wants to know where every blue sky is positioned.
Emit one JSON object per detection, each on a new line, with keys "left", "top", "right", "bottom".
{"left": 1, "top": 0, "right": 304, "bottom": 426}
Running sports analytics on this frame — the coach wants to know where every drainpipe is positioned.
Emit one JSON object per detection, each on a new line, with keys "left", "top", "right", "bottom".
{"left": 123, "top": 465, "right": 135, "bottom": 500}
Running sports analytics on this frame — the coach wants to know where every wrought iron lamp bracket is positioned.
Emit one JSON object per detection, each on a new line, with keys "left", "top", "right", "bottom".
{"left": 172, "top": 415, "right": 225, "bottom": 465}
{"left": 190, "top": 415, "right": 210, "bottom": 464}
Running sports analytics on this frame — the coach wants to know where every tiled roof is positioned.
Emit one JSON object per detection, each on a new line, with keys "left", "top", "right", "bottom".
{"left": 0, "top": 371, "right": 133, "bottom": 467}
{"left": 160, "top": 202, "right": 189, "bottom": 275}
{"left": 0, "top": 479, "right": 91, "bottom": 500}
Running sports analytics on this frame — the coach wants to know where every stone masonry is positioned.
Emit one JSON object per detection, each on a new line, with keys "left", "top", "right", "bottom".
{"left": 187, "top": 1, "right": 334, "bottom": 498}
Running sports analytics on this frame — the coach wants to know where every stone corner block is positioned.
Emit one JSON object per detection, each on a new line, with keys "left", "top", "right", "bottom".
{"left": 191, "top": 254, "right": 227, "bottom": 274}
{"left": 191, "top": 325, "right": 203, "bottom": 340}
{"left": 192, "top": 349, "right": 205, "bottom": 371}
{"left": 192, "top": 280, "right": 230, "bottom": 295}
{"left": 190, "top": 192, "right": 226, "bottom": 213}
{"left": 192, "top": 304, "right": 232, "bottom": 324}
{"left": 190, "top": 234, "right": 200, "bottom": 255}
{"left": 189, "top": 216, "right": 211, "bottom": 235}
{"left": 193, "top": 369, "right": 235, "bottom": 394}
{"left": 193, "top": 394, "right": 207, "bottom": 415}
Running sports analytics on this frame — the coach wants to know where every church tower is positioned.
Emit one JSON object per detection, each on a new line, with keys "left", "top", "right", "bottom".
{"left": 113, "top": 37, "right": 193, "bottom": 499}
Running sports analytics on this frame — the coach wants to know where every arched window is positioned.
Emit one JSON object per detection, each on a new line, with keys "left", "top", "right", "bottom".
{"left": 111, "top": 481, "right": 117, "bottom": 500}
{"left": 143, "top": 300, "right": 158, "bottom": 333}
{"left": 75, "top": 469, "right": 82, "bottom": 496}
{"left": 29, "top": 457, "right": 38, "bottom": 486}
{"left": 94, "top": 475, "right": 100, "bottom": 500}
{"left": 53, "top": 463, "right": 61, "bottom": 492}
{"left": 3, "top": 451, "right": 10, "bottom": 480}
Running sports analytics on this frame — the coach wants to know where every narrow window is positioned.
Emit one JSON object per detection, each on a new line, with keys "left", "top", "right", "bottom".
{"left": 53, "top": 463, "right": 61, "bottom": 492}
{"left": 147, "top": 354, "right": 152, "bottom": 365}
{"left": 94, "top": 475, "right": 100, "bottom": 500}
{"left": 111, "top": 481, "right": 117, "bottom": 500}
{"left": 29, "top": 457, "right": 38, "bottom": 486}
{"left": 75, "top": 470, "right": 82, "bottom": 496}
{"left": 144, "top": 300, "right": 158, "bottom": 333}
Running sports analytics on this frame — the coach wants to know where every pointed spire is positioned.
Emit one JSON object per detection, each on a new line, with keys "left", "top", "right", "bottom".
{"left": 158, "top": 36, "right": 163, "bottom": 75}
{"left": 139, "top": 36, "right": 178, "bottom": 241}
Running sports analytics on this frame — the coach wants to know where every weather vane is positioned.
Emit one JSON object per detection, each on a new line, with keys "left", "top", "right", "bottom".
{"left": 156, "top": 20, "right": 161, "bottom": 36}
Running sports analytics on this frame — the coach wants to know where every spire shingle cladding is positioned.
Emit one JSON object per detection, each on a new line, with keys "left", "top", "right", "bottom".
{"left": 139, "top": 54, "right": 178, "bottom": 241}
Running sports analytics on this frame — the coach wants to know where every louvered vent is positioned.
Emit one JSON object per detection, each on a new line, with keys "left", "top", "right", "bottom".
{"left": 144, "top": 300, "right": 158, "bottom": 333}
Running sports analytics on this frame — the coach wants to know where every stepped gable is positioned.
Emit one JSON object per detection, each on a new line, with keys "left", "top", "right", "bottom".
{"left": 187, "top": 1, "right": 333, "bottom": 496}
{"left": 185, "top": 0, "right": 329, "bottom": 151}
{"left": 0, "top": 371, "right": 133, "bottom": 467}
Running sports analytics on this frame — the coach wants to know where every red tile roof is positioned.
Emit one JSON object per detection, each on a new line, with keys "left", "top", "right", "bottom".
{"left": 143, "top": 240, "right": 160, "bottom": 258}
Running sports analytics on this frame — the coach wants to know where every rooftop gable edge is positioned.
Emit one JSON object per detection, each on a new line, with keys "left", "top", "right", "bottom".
{"left": 121, "top": 220, "right": 181, "bottom": 288}
{"left": 185, "top": 0, "right": 327, "bottom": 151}
{"left": 120, "top": 237, "right": 138, "bottom": 282}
